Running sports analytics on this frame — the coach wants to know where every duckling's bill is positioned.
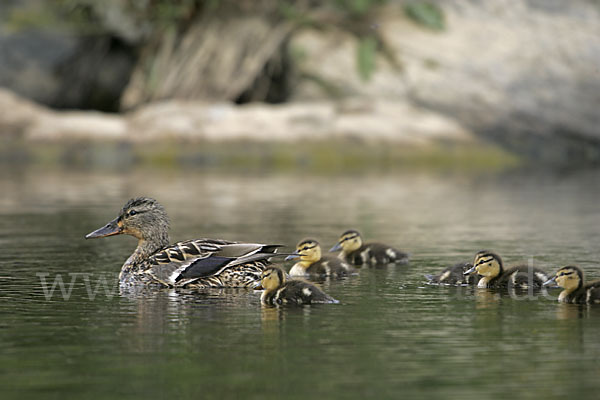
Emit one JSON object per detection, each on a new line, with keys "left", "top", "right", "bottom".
{"left": 285, "top": 251, "right": 300, "bottom": 261}
{"left": 85, "top": 217, "right": 122, "bottom": 239}
{"left": 543, "top": 276, "right": 557, "bottom": 287}
{"left": 329, "top": 242, "right": 342, "bottom": 252}
{"left": 463, "top": 265, "right": 477, "bottom": 275}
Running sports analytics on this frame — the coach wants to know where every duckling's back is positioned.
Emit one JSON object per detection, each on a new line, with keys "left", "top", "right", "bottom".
{"left": 274, "top": 280, "right": 338, "bottom": 305}
{"left": 568, "top": 280, "right": 600, "bottom": 304}
{"left": 306, "top": 255, "right": 354, "bottom": 277}
{"left": 491, "top": 265, "right": 549, "bottom": 289}
{"left": 426, "top": 262, "right": 477, "bottom": 285}
{"left": 346, "top": 242, "right": 409, "bottom": 266}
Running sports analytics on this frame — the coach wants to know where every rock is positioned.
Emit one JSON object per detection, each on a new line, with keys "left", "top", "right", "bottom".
{"left": 0, "top": 88, "right": 472, "bottom": 145}
{"left": 0, "top": 1, "right": 136, "bottom": 111}
{"left": 29, "top": 112, "right": 127, "bottom": 141}
{"left": 291, "top": 0, "right": 600, "bottom": 163}
{"left": 0, "top": 88, "right": 48, "bottom": 135}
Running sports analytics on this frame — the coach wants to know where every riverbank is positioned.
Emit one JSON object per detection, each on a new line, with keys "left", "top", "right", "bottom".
{"left": 0, "top": 136, "right": 519, "bottom": 173}
{"left": 1, "top": 86, "right": 523, "bottom": 171}
{"left": 2, "top": 1, "right": 599, "bottom": 165}
{"left": 0, "top": 88, "right": 472, "bottom": 144}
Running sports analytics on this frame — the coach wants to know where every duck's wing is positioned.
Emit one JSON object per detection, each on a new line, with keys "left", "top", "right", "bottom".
{"left": 365, "top": 242, "right": 410, "bottom": 265}
{"left": 581, "top": 280, "right": 600, "bottom": 304}
{"left": 498, "top": 265, "right": 549, "bottom": 288}
{"left": 277, "top": 280, "right": 338, "bottom": 304}
{"left": 143, "top": 239, "right": 281, "bottom": 286}
{"left": 318, "top": 255, "right": 354, "bottom": 276}
{"left": 426, "top": 262, "right": 474, "bottom": 285}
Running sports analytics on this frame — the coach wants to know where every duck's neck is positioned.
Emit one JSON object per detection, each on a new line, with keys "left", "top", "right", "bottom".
{"left": 477, "top": 276, "right": 491, "bottom": 288}
{"left": 299, "top": 259, "right": 315, "bottom": 268}
{"left": 124, "top": 234, "right": 170, "bottom": 269}
{"left": 558, "top": 287, "right": 576, "bottom": 303}
{"left": 261, "top": 288, "right": 275, "bottom": 304}
{"left": 289, "top": 263, "right": 308, "bottom": 276}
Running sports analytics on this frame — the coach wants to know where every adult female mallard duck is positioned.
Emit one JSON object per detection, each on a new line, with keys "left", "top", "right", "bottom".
{"left": 463, "top": 250, "right": 549, "bottom": 289}
{"left": 85, "top": 197, "right": 280, "bottom": 288}
{"left": 425, "top": 262, "right": 478, "bottom": 285}
{"left": 329, "top": 229, "right": 409, "bottom": 266}
{"left": 544, "top": 266, "right": 600, "bottom": 304}
{"left": 260, "top": 266, "right": 338, "bottom": 305}
{"left": 286, "top": 238, "right": 354, "bottom": 278}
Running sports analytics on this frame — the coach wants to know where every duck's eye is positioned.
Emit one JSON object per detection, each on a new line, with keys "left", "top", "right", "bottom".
{"left": 128, "top": 210, "right": 137, "bottom": 217}
{"left": 302, "top": 246, "right": 309, "bottom": 251}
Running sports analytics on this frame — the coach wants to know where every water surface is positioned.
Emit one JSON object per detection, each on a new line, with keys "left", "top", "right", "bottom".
{"left": 1, "top": 167, "right": 599, "bottom": 399}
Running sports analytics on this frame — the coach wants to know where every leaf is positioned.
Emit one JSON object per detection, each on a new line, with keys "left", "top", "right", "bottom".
{"left": 357, "top": 35, "right": 377, "bottom": 82}
{"left": 404, "top": 1, "right": 445, "bottom": 31}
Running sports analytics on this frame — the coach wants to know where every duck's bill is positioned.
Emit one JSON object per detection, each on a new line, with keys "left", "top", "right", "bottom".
{"left": 463, "top": 266, "right": 477, "bottom": 275}
{"left": 329, "top": 243, "right": 342, "bottom": 252}
{"left": 543, "top": 277, "right": 557, "bottom": 287}
{"left": 285, "top": 252, "right": 300, "bottom": 261}
{"left": 85, "top": 218, "right": 122, "bottom": 239}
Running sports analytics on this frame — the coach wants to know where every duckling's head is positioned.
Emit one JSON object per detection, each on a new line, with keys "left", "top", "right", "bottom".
{"left": 330, "top": 229, "right": 363, "bottom": 253}
{"left": 261, "top": 266, "right": 286, "bottom": 291}
{"left": 86, "top": 197, "right": 170, "bottom": 245}
{"left": 545, "top": 266, "right": 583, "bottom": 292}
{"left": 286, "top": 239, "right": 322, "bottom": 265}
{"left": 465, "top": 250, "right": 503, "bottom": 278}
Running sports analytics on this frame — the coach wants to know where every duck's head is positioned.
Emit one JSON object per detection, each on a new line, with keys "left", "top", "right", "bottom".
{"left": 85, "top": 197, "right": 170, "bottom": 245}
{"left": 544, "top": 266, "right": 583, "bottom": 291}
{"left": 261, "top": 266, "right": 286, "bottom": 291}
{"left": 464, "top": 250, "right": 503, "bottom": 279}
{"left": 329, "top": 229, "right": 363, "bottom": 253}
{"left": 285, "top": 238, "right": 322, "bottom": 264}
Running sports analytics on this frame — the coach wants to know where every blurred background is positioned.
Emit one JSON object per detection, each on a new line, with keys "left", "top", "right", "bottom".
{"left": 2, "top": 2, "right": 600, "bottom": 400}
{"left": 1, "top": 0, "right": 599, "bottom": 168}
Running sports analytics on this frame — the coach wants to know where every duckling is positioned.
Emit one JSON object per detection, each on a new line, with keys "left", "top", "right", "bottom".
{"left": 329, "top": 229, "right": 409, "bottom": 266}
{"left": 463, "top": 250, "right": 549, "bottom": 289}
{"left": 286, "top": 238, "right": 354, "bottom": 278}
{"left": 260, "top": 266, "right": 339, "bottom": 305}
{"left": 544, "top": 266, "right": 600, "bottom": 304}
{"left": 85, "top": 197, "right": 281, "bottom": 288}
{"left": 425, "top": 262, "right": 478, "bottom": 285}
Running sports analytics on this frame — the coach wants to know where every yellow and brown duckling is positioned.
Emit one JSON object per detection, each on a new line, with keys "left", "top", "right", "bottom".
{"left": 464, "top": 250, "right": 549, "bottom": 289}
{"left": 544, "top": 266, "right": 600, "bottom": 304}
{"left": 286, "top": 238, "right": 354, "bottom": 278}
{"left": 425, "top": 262, "right": 478, "bottom": 285}
{"left": 85, "top": 197, "right": 281, "bottom": 288}
{"left": 260, "top": 266, "right": 339, "bottom": 305}
{"left": 330, "top": 229, "right": 409, "bottom": 266}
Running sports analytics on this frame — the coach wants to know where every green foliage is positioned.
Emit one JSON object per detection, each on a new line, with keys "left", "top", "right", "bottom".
{"left": 333, "top": 0, "right": 387, "bottom": 16}
{"left": 6, "top": 1, "right": 98, "bottom": 33}
{"left": 404, "top": 1, "right": 445, "bottom": 31}
{"left": 357, "top": 35, "right": 377, "bottom": 82}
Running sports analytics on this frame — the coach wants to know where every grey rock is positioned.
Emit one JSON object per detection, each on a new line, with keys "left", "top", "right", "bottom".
{"left": 0, "top": 1, "right": 135, "bottom": 111}
{"left": 291, "top": 0, "right": 600, "bottom": 163}
{"left": 0, "top": 88, "right": 473, "bottom": 145}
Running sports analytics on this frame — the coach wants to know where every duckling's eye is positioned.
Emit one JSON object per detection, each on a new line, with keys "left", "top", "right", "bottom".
{"left": 302, "top": 246, "right": 309, "bottom": 251}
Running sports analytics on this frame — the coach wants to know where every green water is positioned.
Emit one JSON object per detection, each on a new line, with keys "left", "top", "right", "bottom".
{"left": 1, "top": 167, "right": 600, "bottom": 399}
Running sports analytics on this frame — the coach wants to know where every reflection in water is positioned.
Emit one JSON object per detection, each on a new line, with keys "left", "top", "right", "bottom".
{"left": 555, "top": 303, "right": 587, "bottom": 320}
{"left": 474, "top": 288, "right": 502, "bottom": 309}
{"left": 115, "top": 286, "right": 264, "bottom": 353}
{"left": 2, "top": 167, "right": 600, "bottom": 399}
